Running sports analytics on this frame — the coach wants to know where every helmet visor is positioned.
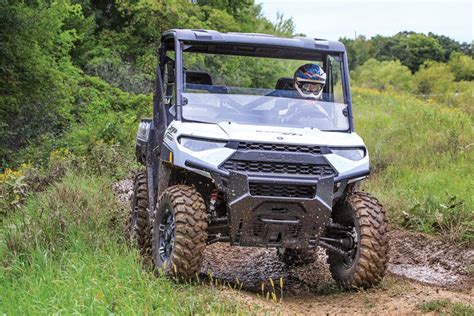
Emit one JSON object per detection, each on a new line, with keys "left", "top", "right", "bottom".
{"left": 301, "top": 82, "right": 324, "bottom": 94}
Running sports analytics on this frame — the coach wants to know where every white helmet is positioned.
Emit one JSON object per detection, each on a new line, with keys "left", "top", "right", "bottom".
{"left": 294, "top": 64, "right": 326, "bottom": 99}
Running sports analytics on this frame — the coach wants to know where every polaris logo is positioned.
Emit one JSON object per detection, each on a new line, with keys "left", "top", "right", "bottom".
{"left": 256, "top": 130, "right": 303, "bottom": 136}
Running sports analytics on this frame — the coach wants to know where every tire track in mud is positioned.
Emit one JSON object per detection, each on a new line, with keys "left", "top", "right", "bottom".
{"left": 114, "top": 179, "right": 473, "bottom": 293}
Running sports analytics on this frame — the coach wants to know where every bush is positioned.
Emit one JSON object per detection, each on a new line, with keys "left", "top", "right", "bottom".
{"left": 448, "top": 52, "right": 474, "bottom": 81}
{"left": 352, "top": 59, "right": 415, "bottom": 92}
{"left": 413, "top": 61, "right": 455, "bottom": 96}
{"left": 0, "top": 163, "right": 34, "bottom": 216}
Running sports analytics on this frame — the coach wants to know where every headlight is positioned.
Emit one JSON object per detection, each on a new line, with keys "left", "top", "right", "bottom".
{"left": 180, "top": 137, "right": 226, "bottom": 152}
{"left": 331, "top": 148, "right": 365, "bottom": 161}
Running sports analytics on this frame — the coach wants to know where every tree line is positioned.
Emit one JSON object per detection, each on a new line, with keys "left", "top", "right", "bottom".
{"left": 1, "top": 0, "right": 472, "bottom": 168}
{"left": 341, "top": 31, "right": 472, "bottom": 72}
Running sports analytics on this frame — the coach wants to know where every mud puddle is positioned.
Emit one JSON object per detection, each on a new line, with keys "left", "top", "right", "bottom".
{"left": 113, "top": 179, "right": 473, "bottom": 292}
{"left": 201, "top": 244, "right": 332, "bottom": 294}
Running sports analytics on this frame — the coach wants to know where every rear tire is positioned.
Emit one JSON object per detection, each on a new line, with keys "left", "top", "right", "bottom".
{"left": 326, "top": 192, "right": 389, "bottom": 289}
{"left": 151, "top": 185, "right": 207, "bottom": 279}
{"left": 130, "top": 171, "right": 151, "bottom": 254}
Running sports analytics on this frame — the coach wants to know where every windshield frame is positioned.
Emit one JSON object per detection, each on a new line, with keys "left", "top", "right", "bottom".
{"left": 166, "top": 36, "right": 354, "bottom": 132}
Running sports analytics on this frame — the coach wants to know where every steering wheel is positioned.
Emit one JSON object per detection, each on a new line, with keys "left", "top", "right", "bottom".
{"left": 281, "top": 103, "right": 330, "bottom": 124}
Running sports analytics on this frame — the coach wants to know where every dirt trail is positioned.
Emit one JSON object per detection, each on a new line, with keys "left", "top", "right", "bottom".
{"left": 114, "top": 179, "right": 474, "bottom": 314}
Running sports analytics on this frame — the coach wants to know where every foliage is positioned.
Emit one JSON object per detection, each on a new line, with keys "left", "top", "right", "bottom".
{"left": 413, "top": 61, "right": 455, "bottom": 96}
{"left": 0, "top": 0, "right": 293, "bottom": 168}
{"left": 0, "top": 173, "right": 245, "bottom": 314}
{"left": 351, "top": 59, "right": 414, "bottom": 92}
{"left": 0, "top": 163, "right": 33, "bottom": 216}
{"left": 342, "top": 32, "right": 472, "bottom": 71}
{"left": 0, "top": 0, "right": 84, "bottom": 167}
{"left": 354, "top": 88, "right": 473, "bottom": 245}
{"left": 372, "top": 32, "right": 445, "bottom": 72}
{"left": 448, "top": 52, "right": 474, "bottom": 81}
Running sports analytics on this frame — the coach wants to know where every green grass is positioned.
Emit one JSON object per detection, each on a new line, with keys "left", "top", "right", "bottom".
{"left": 353, "top": 88, "right": 473, "bottom": 245}
{"left": 0, "top": 174, "right": 245, "bottom": 314}
{"left": 419, "top": 299, "right": 474, "bottom": 315}
{"left": 419, "top": 299, "right": 450, "bottom": 312}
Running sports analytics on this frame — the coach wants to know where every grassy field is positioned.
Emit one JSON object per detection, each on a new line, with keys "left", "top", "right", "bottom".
{"left": 0, "top": 174, "right": 249, "bottom": 314}
{"left": 354, "top": 88, "right": 473, "bottom": 245}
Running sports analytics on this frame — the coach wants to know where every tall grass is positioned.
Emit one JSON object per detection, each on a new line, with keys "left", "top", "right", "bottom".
{"left": 0, "top": 174, "right": 243, "bottom": 314}
{"left": 353, "top": 88, "right": 473, "bottom": 245}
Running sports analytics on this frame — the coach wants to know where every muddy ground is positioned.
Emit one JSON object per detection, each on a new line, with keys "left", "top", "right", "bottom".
{"left": 114, "top": 179, "right": 473, "bottom": 314}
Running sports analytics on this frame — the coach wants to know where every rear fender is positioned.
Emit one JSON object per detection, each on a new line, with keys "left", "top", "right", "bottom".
{"left": 135, "top": 118, "right": 159, "bottom": 212}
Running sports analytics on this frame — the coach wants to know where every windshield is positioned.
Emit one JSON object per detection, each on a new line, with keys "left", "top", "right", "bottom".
{"left": 179, "top": 50, "right": 349, "bottom": 131}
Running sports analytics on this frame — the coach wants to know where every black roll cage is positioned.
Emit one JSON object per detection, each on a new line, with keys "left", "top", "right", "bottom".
{"left": 154, "top": 30, "right": 355, "bottom": 133}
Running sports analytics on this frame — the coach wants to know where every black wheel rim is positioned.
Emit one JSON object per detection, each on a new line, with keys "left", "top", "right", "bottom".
{"left": 342, "top": 225, "right": 359, "bottom": 268}
{"left": 159, "top": 207, "right": 176, "bottom": 262}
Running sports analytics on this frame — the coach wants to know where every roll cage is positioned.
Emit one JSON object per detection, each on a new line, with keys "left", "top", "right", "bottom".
{"left": 153, "top": 29, "right": 355, "bottom": 135}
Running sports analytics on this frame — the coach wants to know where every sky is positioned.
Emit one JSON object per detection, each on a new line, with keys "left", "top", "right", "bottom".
{"left": 256, "top": 0, "right": 473, "bottom": 42}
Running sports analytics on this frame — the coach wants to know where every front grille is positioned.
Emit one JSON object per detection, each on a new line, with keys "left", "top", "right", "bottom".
{"left": 238, "top": 142, "right": 321, "bottom": 154}
{"left": 249, "top": 183, "right": 316, "bottom": 199}
{"left": 222, "top": 160, "right": 334, "bottom": 177}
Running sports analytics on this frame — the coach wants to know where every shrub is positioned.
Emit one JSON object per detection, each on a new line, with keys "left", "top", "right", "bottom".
{"left": 448, "top": 52, "right": 474, "bottom": 81}
{"left": 352, "top": 59, "right": 415, "bottom": 92}
{"left": 0, "top": 163, "right": 36, "bottom": 216}
{"left": 413, "top": 61, "right": 455, "bottom": 96}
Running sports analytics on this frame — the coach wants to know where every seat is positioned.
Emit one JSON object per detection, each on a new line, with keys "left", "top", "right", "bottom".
{"left": 185, "top": 71, "right": 212, "bottom": 85}
{"left": 275, "top": 77, "right": 295, "bottom": 91}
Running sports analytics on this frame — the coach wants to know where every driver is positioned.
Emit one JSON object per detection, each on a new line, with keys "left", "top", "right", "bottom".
{"left": 294, "top": 64, "right": 326, "bottom": 100}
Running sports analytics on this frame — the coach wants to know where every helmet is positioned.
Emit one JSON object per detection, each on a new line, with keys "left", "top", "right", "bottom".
{"left": 294, "top": 64, "right": 326, "bottom": 99}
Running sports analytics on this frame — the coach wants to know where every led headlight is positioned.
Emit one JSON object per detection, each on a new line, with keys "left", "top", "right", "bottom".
{"left": 180, "top": 137, "right": 226, "bottom": 152}
{"left": 331, "top": 148, "right": 365, "bottom": 161}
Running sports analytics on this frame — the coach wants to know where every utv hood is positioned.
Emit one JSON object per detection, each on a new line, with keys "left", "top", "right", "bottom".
{"left": 177, "top": 121, "right": 365, "bottom": 147}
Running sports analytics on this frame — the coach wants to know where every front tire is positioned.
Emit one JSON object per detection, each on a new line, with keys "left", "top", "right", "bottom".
{"left": 326, "top": 192, "right": 389, "bottom": 289}
{"left": 151, "top": 185, "right": 207, "bottom": 279}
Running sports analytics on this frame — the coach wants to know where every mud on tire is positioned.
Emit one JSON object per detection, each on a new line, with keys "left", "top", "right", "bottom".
{"left": 130, "top": 171, "right": 151, "bottom": 254}
{"left": 327, "top": 191, "right": 389, "bottom": 289}
{"left": 152, "top": 185, "right": 207, "bottom": 279}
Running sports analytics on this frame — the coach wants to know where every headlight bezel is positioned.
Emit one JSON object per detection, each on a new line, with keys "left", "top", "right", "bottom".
{"left": 179, "top": 137, "right": 227, "bottom": 152}
{"left": 330, "top": 147, "right": 366, "bottom": 161}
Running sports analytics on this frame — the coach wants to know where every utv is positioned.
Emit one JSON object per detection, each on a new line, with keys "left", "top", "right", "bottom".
{"left": 131, "top": 29, "right": 388, "bottom": 289}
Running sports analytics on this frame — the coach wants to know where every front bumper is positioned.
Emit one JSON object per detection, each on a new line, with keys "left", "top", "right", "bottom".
{"left": 222, "top": 172, "right": 334, "bottom": 248}
{"left": 187, "top": 160, "right": 335, "bottom": 248}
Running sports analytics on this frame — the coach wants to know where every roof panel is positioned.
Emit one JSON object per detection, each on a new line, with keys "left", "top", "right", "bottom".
{"left": 162, "top": 29, "right": 345, "bottom": 53}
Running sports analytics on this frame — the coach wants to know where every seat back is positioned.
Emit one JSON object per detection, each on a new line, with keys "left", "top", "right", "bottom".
{"left": 275, "top": 77, "right": 295, "bottom": 90}
{"left": 185, "top": 71, "right": 212, "bottom": 85}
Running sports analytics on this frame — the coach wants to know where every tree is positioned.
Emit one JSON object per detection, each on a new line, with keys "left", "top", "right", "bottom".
{"left": 0, "top": 1, "right": 83, "bottom": 166}
{"left": 340, "top": 35, "right": 374, "bottom": 70}
{"left": 372, "top": 32, "right": 445, "bottom": 72}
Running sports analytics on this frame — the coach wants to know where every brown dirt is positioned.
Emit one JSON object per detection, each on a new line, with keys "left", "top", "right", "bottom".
{"left": 219, "top": 277, "right": 474, "bottom": 315}
{"left": 387, "top": 229, "right": 474, "bottom": 290}
{"left": 113, "top": 179, "right": 474, "bottom": 314}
